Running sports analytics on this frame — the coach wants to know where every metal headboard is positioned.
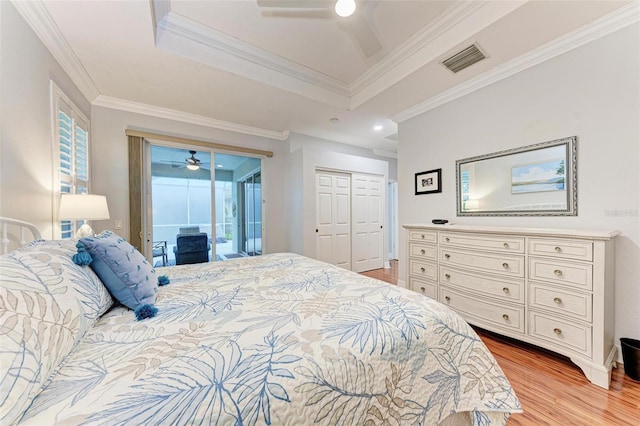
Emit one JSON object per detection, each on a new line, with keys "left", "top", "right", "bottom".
{"left": 0, "top": 217, "right": 42, "bottom": 255}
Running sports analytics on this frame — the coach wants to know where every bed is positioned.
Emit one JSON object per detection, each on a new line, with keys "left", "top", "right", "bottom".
{"left": 0, "top": 218, "right": 521, "bottom": 425}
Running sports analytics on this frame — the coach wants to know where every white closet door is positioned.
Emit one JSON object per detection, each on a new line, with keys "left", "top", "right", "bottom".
{"left": 316, "top": 171, "right": 351, "bottom": 270}
{"left": 351, "top": 173, "right": 384, "bottom": 272}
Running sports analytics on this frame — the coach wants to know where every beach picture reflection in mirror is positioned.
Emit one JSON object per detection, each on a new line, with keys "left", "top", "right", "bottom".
{"left": 511, "top": 159, "right": 565, "bottom": 194}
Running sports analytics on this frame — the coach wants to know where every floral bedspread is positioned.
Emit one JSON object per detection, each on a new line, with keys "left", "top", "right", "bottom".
{"left": 20, "top": 253, "right": 521, "bottom": 425}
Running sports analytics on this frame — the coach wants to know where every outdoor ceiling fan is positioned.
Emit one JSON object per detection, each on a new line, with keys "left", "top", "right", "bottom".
{"left": 256, "top": 0, "right": 382, "bottom": 57}
{"left": 185, "top": 151, "right": 203, "bottom": 170}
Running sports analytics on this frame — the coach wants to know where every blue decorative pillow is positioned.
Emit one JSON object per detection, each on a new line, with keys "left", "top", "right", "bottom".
{"left": 79, "top": 231, "right": 158, "bottom": 319}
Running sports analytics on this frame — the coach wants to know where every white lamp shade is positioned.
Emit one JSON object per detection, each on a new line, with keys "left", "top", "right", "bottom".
{"left": 59, "top": 194, "right": 110, "bottom": 220}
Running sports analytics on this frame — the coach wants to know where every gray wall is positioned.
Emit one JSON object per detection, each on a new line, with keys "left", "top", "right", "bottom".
{"left": 0, "top": 1, "right": 90, "bottom": 239}
{"left": 397, "top": 24, "right": 640, "bottom": 357}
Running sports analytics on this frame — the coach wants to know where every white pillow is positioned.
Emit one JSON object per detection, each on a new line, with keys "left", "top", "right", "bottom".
{"left": 0, "top": 240, "right": 113, "bottom": 424}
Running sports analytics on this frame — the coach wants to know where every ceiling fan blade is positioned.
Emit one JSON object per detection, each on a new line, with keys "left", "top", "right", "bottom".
{"left": 261, "top": 9, "right": 334, "bottom": 19}
{"left": 158, "top": 159, "right": 184, "bottom": 166}
{"left": 340, "top": 13, "right": 383, "bottom": 58}
{"left": 257, "top": 0, "right": 333, "bottom": 9}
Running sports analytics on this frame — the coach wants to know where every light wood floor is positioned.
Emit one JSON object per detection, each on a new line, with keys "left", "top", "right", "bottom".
{"left": 361, "top": 261, "right": 640, "bottom": 425}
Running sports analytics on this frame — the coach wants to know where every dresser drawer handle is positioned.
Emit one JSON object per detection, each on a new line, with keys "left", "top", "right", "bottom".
{"left": 445, "top": 237, "right": 450, "bottom": 242}
{"left": 555, "top": 246, "right": 562, "bottom": 253}
{"left": 420, "top": 286, "right": 426, "bottom": 292}
{"left": 502, "top": 287, "right": 510, "bottom": 294}
{"left": 445, "top": 296, "right": 450, "bottom": 302}
{"left": 553, "top": 328, "right": 562, "bottom": 335}
{"left": 420, "top": 267, "right": 426, "bottom": 273}
{"left": 554, "top": 269, "right": 563, "bottom": 276}
{"left": 421, "top": 234, "right": 425, "bottom": 239}
{"left": 444, "top": 274, "right": 451, "bottom": 279}
{"left": 502, "top": 314, "right": 509, "bottom": 321}
{"left": 503, "top": 242, "right": 509, "bottom": 248}
{"left": 420, "top": 249, "right": 426, "bottom": 255}
{"left": 553, "top": 297, "right": 562, "bottom": 304}
{"left": 502, "top": 262, "right": 509, "bottom": 269}
{"left": 444, "top": 254, "right": 450, "bottom": 259}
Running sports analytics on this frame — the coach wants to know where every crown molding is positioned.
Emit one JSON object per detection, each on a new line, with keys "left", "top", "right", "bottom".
{"left": 393, "top": 1, "right": 640, "bottom": 123}
{"left": 10, "top": 0, "right": 100, "bottom": 102}
{"left": 150, "top": 0, "right": 171, "bottom": 41}
{"left": 350, "top": 0, "right": 528, "bottom": 109}
{"left": 372, "top": 149, "right": 398, "bottom": 159}
{"left": 93, "top": 95, "right": 290, "bottom": 141}
{"left": 350, "top": 1, "right": 485, "bottom": 93}
{"left": 154, "top": 5, "right": 350, "bottom": 108}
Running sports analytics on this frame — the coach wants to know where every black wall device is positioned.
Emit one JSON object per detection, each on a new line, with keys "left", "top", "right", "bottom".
{"left": 432, "top": 219, "right": 449, "bottom": 225}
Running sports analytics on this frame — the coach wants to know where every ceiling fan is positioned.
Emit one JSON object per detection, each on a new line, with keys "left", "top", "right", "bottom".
{"left": 158, "top": 150, "right": 210, "bottom": 171}
{"left": 256, "top": 0, "right": 383, "bottom": 58}
{"left": 185, "top": 151, "right": 204, "bottom": 170}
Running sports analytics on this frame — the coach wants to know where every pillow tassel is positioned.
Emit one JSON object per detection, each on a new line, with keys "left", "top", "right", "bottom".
{"left": 72, "top": 242, "right": 93, "bottom": 266}
{"left": 134, "top": 304, "right": 158, "bottom": 320}
{"left": 158, "top": 275, "right": 170, "bottom": 286}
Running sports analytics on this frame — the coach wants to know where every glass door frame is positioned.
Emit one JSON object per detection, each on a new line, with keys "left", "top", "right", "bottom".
{"left": 237, "top": 169, "right": 262, "bottom": 256}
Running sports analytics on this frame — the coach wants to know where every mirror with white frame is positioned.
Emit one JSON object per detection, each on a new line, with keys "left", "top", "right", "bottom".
{"left": 456, "top": 136, "right": 577, "bottom": 216}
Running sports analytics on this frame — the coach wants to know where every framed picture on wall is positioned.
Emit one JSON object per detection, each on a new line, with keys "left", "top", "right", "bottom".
{"left": 415, "top": 168, "right": 442, "bottom": 195}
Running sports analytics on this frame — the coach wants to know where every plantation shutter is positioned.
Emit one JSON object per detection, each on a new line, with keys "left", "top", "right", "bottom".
{"left": 52, "top": 82, "right": 90, "bottom": 239}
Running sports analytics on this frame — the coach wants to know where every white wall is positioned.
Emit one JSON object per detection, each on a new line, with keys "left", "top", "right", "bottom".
{"left": 0, "top": 1, "right": 90, "bottom": 239}
{"left": 90, "top": 106, "right": 290, "bottom": 254}
{"left": 398, "top": 24, "right": 640, "bottom": 358}
{"left": 289, "top": 133, "right": 397, "bottom": 181}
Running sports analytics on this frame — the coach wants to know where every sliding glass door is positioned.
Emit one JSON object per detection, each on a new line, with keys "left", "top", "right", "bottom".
{"left": 145, "top": 143, "right": 263, "bottom": 266}
{"left": 239, "top": 171, "right": 261, "bottom": 256}
{"left": 149, "top": 146, "right": 212, "bottom": 266}
{"left": 213, "top": 154, "right": 261, "bottom": 260}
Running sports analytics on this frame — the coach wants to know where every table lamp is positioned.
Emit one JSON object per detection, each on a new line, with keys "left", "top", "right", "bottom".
{"left": 59, "top": 194, "right": 110, "bottom": 238}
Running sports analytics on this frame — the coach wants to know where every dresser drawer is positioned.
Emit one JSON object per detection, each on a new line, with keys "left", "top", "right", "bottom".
{"left": 528, "top": 282, "right": 592, "bottom": 322}
{"left": 440, "top": 287, "right": 525, "bottom": 333}
{"left": 440, "top": 232, "right": 525, "bottom": 253}
{"left": 440, "top": 266, "right": 524, "bottom": 303}
{"left": 529, "top": 311, "right": 592, "bottom": 356}
{"left": 529, "top": 257, "right": 593, "bottom": 290}
{"left": 409, "top": 259, "right": 437, "bottom": 281}
{"left": 409, "top": 277, "right": 437, "bottom": 299}
{"left": 528, "top": 238, "right": 593, "bottom": 261}
{"left": 440, "top": 248, "right": 524, "bottom": 277}
{"left": 409, "top": 243, "right": 437, "bottom": 261}
{"left": 408, "top": 230, "right": 437, "bottom": 244}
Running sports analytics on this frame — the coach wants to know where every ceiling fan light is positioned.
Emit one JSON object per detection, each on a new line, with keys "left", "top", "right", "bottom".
{"left": 335, "top": 0, "right": 355, "bottom": 17}
{"left": 186, "top": 163, "right": 200, "bottom": 171}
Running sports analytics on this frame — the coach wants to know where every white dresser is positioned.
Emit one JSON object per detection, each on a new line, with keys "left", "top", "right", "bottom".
{"left": 404, "top": 224, "right": 619, "bottom": 389}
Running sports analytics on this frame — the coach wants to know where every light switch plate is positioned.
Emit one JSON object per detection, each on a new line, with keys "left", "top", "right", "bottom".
{"left": 114, "top": 220, "right": 123, "bottom": 230}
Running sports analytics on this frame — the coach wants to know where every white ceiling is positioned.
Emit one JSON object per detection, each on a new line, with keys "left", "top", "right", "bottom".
{"left": 18, "top": 0, "right": 634, "bottom": 153}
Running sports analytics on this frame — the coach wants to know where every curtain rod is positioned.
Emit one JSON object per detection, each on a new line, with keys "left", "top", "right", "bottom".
{"left": 125, "top": 129, "right": 274, "bottom": 157}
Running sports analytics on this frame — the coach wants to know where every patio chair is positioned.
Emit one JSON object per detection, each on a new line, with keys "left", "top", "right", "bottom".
{"left": 173, "top": 232, "right": 210, "bottom": 265}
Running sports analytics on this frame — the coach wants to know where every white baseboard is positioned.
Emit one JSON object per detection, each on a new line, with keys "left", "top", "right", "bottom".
{"left": 384, "top": 261, "right": 390, "bottom": 269}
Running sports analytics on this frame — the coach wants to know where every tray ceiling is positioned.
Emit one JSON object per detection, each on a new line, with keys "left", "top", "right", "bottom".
{"left": 18, "top": 0, "right": 636, "bottom": 151}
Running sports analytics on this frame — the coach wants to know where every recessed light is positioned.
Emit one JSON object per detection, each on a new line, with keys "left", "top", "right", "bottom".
{"left": 373, "top": 125, "right": 383, "bottom": 131}
{"left": 216, "top": 164, "right": 223, "bottom": 168}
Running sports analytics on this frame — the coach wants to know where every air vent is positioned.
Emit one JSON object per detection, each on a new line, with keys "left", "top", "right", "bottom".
{"left": 442, "top": 44, "right": 486, "bottom": 73}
